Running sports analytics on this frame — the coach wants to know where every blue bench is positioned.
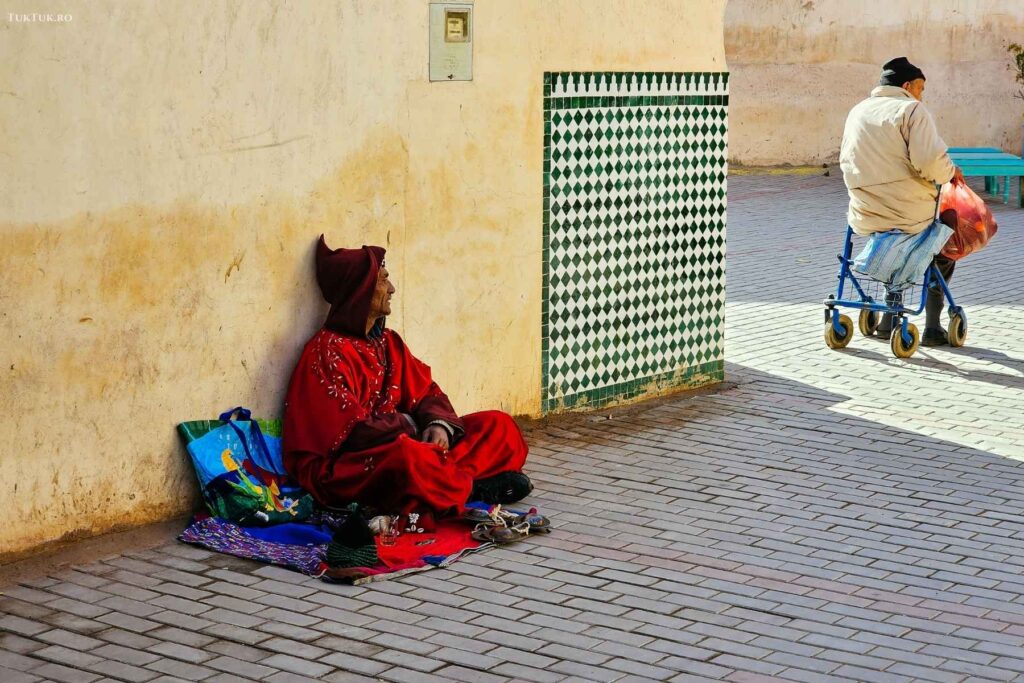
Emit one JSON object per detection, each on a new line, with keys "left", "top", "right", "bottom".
{"left": 948, "top": 147, "right": 1024, "bottom": 207}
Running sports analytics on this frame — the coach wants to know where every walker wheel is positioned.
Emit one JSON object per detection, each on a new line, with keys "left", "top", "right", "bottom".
{"left": 890, "top": 322, "right": 920, "bottom": 359}
{"left": 858, "top": 310, "right": 880, "bottom": 337}
{"left": 824, "top": 314, "right": 854, "bottom": 350}
{"left": 948, "top": 311, "right": 967, "bottom": 348}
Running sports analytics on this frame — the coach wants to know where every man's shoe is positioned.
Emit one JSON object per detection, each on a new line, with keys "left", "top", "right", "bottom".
{"left": 921, "top": 327, "right": 949, "bottom": 347}
{"left": 469, "top": 472, "right": 533, "bottom": 505}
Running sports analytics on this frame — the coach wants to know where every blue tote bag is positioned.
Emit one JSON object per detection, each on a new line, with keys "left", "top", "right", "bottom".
{"left": 178, "top": 407, "right": 313, "bottom": 526}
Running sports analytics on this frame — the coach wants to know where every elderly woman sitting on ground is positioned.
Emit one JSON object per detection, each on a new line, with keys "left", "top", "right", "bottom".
{"left": 282, "top": 236, "right": 532, "bottom": 529}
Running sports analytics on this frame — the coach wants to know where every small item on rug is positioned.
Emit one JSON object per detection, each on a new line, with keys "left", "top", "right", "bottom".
{"left": 325, "top": 503, "right": 383, "bottom": 569}
{"left": 381, "top": 523, "right": 399, "bottom": 547}
{"left": 325, "top": 535, "right": 379, "bottom": 569}
{"left": 332, "top": 503, "right": 374, "bottom": 548}
{"left": 368, "top": 515, "right": 392, "bottom": 534}
{"left": 394, "top": 508, "right": 436, "bottom": 534}
{"left": 308, "top": 506, "right": 355, "bottom": 532}
{"left": 367, "top": 514, "right": 401, "bottom": 546}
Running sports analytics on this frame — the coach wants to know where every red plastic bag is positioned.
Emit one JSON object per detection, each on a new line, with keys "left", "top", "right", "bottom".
{"left": 938, "top": 179, "right": 998, "bottom": 261}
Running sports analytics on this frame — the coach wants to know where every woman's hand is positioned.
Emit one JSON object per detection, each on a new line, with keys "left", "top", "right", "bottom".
{"left": 421, "top": 425, "right": 450, "bottom": 452}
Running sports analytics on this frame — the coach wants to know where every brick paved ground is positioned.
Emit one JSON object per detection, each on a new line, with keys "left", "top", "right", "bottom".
{"left": 3, "top": 173, "right": 1024, "bottom": 683}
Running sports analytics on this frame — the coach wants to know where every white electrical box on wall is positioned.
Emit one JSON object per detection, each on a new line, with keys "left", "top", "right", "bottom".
{"left": 429, "top": 3, "right": 473, "bottom": 82}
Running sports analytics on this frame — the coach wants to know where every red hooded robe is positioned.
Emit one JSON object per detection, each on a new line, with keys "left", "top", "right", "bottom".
{"left": 282, "top": 237, "right": 527, "bottom": 515}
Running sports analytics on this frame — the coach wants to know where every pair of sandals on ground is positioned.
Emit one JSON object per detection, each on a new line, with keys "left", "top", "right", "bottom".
{"left": 449, "top": 471, "right": 551, "bottom": 544}
{"left": 387, "top": 470, "right": 549, "bottom": 541}
{"left": 464, "top": 502, "right": 551, "bottom": 544}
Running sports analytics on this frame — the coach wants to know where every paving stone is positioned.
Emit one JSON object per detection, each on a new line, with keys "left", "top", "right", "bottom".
{"left": 321, "top": 671, "right": 383, "bottom": 683}
{"left": 201, "top": 608, "right": 264, "bottom": 628}
{"left": 263, "top": 673, "right": 322, "bottom": 683}
{"left": 204, "top": 570, "right": 262, "bottom": 587}
{"left": 3, "top": 586, "right": 61, "bottom": 604}
{"left": 36, "top": 628, "right": 106, "bottom": 651}
{"left": 92, "top": 643, "right": 160, "bottom": 666}
{"left": 204, "top": 673, "right": 259, "bottom": 683}
{"left": 0, "top": 614, "right": 52, "bottom": 636}
{"left": 32, "top": 643, "right": 104, "bottom": 668}
{"left": 316, "top": 634, "right": 386, "bottom": 657}
{"left": 0, "top": 664, "right": 43, "bottom": 683}
{"left": 148, "top": 610, "right": 215, "bottom": 631}
{"left": 376, "top": 667, "right": 449, "bottom": 683}
{"left": 255, "top": 619, "right": 326, "bottom": 642}
{"left": 491, "top": 661, "right": 564, "bottom": 683}
{"left": 204, "top": 654, "right": 276, "bottom": 680}
{"left": 372, "top": 649, "right": 446, "bottom": 673}
{"left": 318, "top": 651, "right": 391, "bottom": 675}
{"left": 0, "top": 649, "right": 43, "bottom": 672}
{"left": 260, "top": 653, "right": 334, "bottom": 678}
{"left": 29, "top": 661, "right": 103, "bottom": 682}
{"left": 549, "top": 659, "right": 623, "bottom": 682}
{"left": 0, "top": 633, "right": 45, "bottom": 654}
{"left": 433, "top": 665, "right": 510, "bottom": 683}
{"left": 260, "top": 636, "right": 330, "bottom": 659}
{"left": 144, "top": 656, "right": 219, "bottom": 680}
{"left": 0, "top": 598, "right": 53, "bottom": 619}
{"left": 44, "top": 583, "right": 112, "bottom": 604}
{"left": 83, "top": 659, "right": 161, "bottom": 682}
{"left": 96, "top": 611, "right": 163, "bottom": 633}
{"left": 147, "top": 640, "right": 215, "bottom": 663}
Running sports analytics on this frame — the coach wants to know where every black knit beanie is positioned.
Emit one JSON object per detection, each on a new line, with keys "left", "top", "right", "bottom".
{"left": 879, "top": 57, "right": 925, "bottom": 87}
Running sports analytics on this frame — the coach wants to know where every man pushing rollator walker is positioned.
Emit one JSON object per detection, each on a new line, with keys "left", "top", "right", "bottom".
{"left": 824, "top": 57, "right": 996, "bottom": 359}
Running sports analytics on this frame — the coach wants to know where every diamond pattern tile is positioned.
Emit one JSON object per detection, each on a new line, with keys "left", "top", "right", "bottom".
{"left": 542, "top": 72, "right": 728, "bottom": 412}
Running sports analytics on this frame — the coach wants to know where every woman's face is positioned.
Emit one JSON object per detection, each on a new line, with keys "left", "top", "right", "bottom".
{"left": 368, "top": 265, "right": 396, "bottom": 321}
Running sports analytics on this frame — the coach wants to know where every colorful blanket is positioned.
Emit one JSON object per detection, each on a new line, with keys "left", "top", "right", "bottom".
{"left": 179, "top": 513, "right": 486, "bottom": 585}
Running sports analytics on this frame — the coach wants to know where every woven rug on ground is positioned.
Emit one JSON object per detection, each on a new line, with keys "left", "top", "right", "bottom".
{"left": 178, "top": 513, "right": 492, "bottom": 586}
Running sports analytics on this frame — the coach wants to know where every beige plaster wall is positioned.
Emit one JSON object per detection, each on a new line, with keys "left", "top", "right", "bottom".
{"left": 0, "top": 1, "right": 727, "bottom": 556}
{"left": 726, "top": 0, "right": 1024, "bottom": 165}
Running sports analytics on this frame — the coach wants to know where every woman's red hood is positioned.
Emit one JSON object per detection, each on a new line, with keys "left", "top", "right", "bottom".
{"left": 315, "top": 235, "right": 386, "bottom": 338}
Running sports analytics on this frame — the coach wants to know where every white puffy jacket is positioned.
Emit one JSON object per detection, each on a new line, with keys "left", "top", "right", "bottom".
{"left": 840, "top": 85, "right": 956, "bottom": 235}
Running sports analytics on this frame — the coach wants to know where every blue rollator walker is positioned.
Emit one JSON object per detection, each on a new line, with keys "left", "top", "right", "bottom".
{"left": 824, "top": 226, "right": 967, "bottom": 359}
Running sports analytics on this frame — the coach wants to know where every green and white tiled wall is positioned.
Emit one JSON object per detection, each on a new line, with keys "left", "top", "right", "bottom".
{"left": 542, "top": 72, "right": 728, "bottom": 412}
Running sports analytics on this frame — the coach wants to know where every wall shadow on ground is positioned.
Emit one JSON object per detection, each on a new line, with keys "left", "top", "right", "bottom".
{"left": 527, "top": 360, "right": 1024, "bottom": 608}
